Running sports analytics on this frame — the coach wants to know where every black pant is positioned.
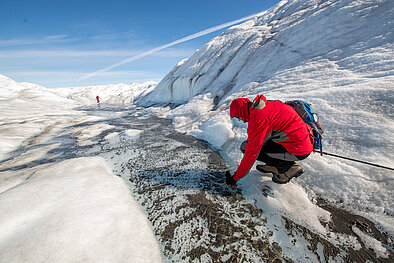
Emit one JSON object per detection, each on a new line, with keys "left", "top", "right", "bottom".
{"left": 240, "top": 139, "right": 309, "bottom": 173}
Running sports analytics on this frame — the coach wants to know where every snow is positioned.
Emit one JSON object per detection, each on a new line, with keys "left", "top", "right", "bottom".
{"left": 0, "top": 157, "right": 162, "bottom": 262}
{"left": 54, "top": 81, "right": 157, "bottom": 106}
{"left": 71, "top": 123, "right": 116, "bottom": 146}
{"left": 0, "top": 75, "right": 163, "bottom": 262}
{"left": 138, "top": 0, "right": 394, "bottom": 239}
{"left": 125, "top": 129, "right": 143, "bottom": 139}
{"left": 192, "top": 111, "right": 235, "bottom": 149}
{"left": 0, "top": 75, "right": 80, "bottom": 161}
{"left": 351, "top": 225, "right": 389, "bottom": 258}
{"left": 0, "top": 0, "right": 393, "bottom": 261}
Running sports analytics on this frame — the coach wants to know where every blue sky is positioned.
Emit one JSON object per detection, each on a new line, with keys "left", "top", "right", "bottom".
{"left": 0, "top": 0, "right": 281, "bottom": 88}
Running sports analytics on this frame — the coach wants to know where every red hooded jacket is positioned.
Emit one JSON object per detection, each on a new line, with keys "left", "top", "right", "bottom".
{"left": 230, "top": 94, "right": 314, "bottom": 181}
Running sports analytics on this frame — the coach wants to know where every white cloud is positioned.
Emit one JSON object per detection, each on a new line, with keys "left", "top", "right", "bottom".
{"left": 5, "top": 70, "right": 157, "bottom": 78}
{"left": 44, "top": 34, "right": 69, "bottom": 40}
{"left": 78, "top": 12, "right": 263, "bottom": 81}
{"left": 0, "top": 50, "right": 135, "bottom": 58}
{"left": 0, "top": 35, "right": 77, "bottom": 47}
{"left": 2, "top": 70, "right": 163, "bottom": 88}
{"left": 0, "top": 48, "right": 193, "bottom": 59}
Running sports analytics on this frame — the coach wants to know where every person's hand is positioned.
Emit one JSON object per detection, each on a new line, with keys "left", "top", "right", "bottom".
{"left": 224, "top": 171, "right": 237, "bottom": 190}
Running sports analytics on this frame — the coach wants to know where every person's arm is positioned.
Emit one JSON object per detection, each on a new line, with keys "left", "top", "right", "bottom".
{"left": 233, "top": 120, "right": 271, "bottom": 181}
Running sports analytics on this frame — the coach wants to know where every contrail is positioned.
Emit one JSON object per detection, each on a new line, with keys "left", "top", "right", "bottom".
{"left": 78, "top": 12, "right": 262, "bottom": 81}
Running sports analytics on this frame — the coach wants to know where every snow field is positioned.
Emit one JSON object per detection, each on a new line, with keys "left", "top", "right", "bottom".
{"left": 0, "top": 75, "right": 163, "bottom": 262}
{"left": 0, "top": 0, "right": 393, "bottom": 260}
{"left": 0, "top": 157, "right": 162, "bottom": 262}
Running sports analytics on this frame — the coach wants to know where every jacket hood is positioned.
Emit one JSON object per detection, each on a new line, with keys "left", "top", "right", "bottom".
{"left": 230, "top": 94, "right": 267, "bottom": 122}
{"left": 230, "top": 98, "right": 252, "bottom": 122}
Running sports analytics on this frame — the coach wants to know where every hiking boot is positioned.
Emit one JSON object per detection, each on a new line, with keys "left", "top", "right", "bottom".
{"left": 256, "top": 164, "right": 279, "bottom": 175}
{"left": 272, "top": 164, "right": 304, "bottom": 184}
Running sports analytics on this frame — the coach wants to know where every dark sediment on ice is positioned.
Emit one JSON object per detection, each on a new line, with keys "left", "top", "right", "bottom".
{"left": 116, "top": 110, "right": 392, "bottom": 262}
{"left": 7, "top": 106, "right": 391, "bottom": 262}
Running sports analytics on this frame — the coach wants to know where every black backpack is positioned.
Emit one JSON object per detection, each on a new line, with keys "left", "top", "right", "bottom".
{"left": 285, "top": 100, "right": 324, "bottom": 155}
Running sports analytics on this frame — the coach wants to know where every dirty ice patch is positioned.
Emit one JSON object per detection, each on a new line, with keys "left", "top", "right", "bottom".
{"left": 0, "top": 116, "right": 70, "bottom": 162}
{"left": 104, "top": 132, "right": 120, "bottom": 146}
{"left": 72, "top": 123, "right": 115, "bottom": 146}
{"left": 266, "top": 181, "right": 331, "bottom": 234}
{"left": 244, "top": 171, "right": 364, "bottom": 250}
{"left": 0, "top": 164, "right": 51, "bottom": 194}
{"left": 192, "top": 112, "right": 235, "bottom": 149}
{"left": 246, "top": 172, "right": 331, "bottom": 235}
{"left": 0, "top": 143, "right": 60, "bottom": 170}
{"left": 351, "top": 225, "right": 389, "bottom": 258}
{"left": 125, "top": 129, "right": 143, "bottom": 140}
{"left": 0, "top": 157, "right": 162, "bottom": 262}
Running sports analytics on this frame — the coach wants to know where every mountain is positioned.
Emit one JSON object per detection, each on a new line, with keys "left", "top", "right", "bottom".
{"left": 0, "top": 74, "right": 75, "bottom": 110}
{"left": 0, "top": 74, "right": 157, "bottom": 159}
{"left": 54, "top": 81, "right": 157, "bottom": 106}
{"left": 0, "top": 74, "right": 79, "bottom": 159}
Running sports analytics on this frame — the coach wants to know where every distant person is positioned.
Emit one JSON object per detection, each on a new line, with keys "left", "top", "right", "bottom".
{"left": 225, "top": 94, "right": 314, "bottom": 188}
{"left": 96, "top": 95, "right": 100, "bottom": 104}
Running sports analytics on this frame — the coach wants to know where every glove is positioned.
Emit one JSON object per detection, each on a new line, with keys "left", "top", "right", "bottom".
{"left": 224, "top": 171, "right": 237, "bottom": 190}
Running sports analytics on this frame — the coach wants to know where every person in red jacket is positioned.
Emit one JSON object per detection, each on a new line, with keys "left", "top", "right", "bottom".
{"left": 225, "top": 94, "right": 314, "bottom": 187}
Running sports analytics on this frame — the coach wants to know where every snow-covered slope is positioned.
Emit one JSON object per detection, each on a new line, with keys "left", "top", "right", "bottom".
{"left": 0, "top": 74, "right": 157, "bottom": 160}
{"left": 138, "top": 0, "right": 394, "bottom": 236}
{"left": 54, "top": 81, "right": 157, "bottom": 106}
{"left": 0, "top": 157, "right": 162, "bottom": 262}
{"left": 141, "top": 0, "right": 393, "bottom": 105}
{"left": 0, "top": 74, "right": 76, "bottom": 111}
{"left": 0, "top": 74, "right": 79, "bottom": 160}
{"left": 0, "top": 75, "right": 163, "bottom": 262}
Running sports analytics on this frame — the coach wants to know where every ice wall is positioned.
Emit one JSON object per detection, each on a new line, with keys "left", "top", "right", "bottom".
{"left": 140, "top": 0, "right": 393, "bottom": 106}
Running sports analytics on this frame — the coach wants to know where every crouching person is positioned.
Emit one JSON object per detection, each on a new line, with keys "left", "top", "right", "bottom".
{"left": 225, "top": 94, "right": 314, "bottom": 188}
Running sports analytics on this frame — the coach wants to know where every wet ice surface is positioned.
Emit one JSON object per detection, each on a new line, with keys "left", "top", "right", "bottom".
{"left": 0, "top": 108, "right": 164, "bottom": 262}
{"left": 0, "top": 106, "right": 280, "bottom": 261}
{"left": 1, "top": 106, "right": 392, "bottom": 262}
{"left": 98, "top": 108, "right": 282, "bottom": 262}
